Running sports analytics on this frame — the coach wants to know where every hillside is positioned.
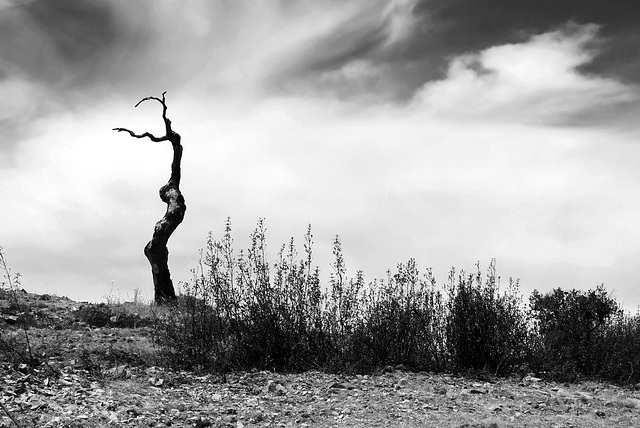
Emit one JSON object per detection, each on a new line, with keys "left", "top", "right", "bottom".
{"left": 1, "top": 290, "right": 640, "bottom": 428}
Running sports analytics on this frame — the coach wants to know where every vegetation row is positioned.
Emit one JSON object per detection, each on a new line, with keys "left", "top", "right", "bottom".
{"left": 2, "top": 220, "right": 639, "bottom": 386}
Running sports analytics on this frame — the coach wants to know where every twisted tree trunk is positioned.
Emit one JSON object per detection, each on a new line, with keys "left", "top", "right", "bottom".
{"left": 113, "top": 92, "right": 185, "bottom": 303}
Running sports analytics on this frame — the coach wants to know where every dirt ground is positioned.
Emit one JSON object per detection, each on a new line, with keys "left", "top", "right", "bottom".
{"left": 2, "top": 292, "right": 640, "bottom": 428}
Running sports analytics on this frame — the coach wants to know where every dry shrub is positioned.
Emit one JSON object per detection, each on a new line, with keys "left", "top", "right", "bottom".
{"left": 445, "top": 260, "right": 529, "bottom": 375}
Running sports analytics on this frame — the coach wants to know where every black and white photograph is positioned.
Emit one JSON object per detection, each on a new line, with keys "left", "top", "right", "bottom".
{"left": 2, "top": 1, "right": 640, "bottom": 426}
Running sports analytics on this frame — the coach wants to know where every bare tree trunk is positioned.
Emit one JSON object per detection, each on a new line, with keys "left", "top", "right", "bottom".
{"left": 113, "top": 92, "right": 185, "bottom": 303}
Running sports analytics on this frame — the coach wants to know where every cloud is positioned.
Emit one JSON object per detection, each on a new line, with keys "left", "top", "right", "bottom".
{"left": 3, "top": 0, "right": 637, "bottom": 144}
{"left": 413, "top": 24, "right": 640, "bottom": 126}
{"left": 0, "top": 0, "right": 426, "bottom": 152}
{"left": 0, "top": 0, "right": 120, "bottom": 102}
{"left": 264, "top": 0, "right": 418, "bottom": 77}
{"left": 0, "top": 74, "right": 45, "bottom": 159}
{"left": 0, "top": 0, "right": 133, "bottom": 158}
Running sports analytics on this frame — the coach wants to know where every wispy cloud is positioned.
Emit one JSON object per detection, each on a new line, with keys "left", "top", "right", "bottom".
{"left": 0, "top": 0, "right": 423, "bottom": 149}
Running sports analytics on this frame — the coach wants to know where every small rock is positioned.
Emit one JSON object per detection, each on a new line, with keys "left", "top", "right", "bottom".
{"left": 149, "top": 377, "right": 164, "bottom": 387}
{"left": 58, "top": 378, "right": 73, "bottom": 386}
{"left": 126, "top": 408, "right": 141, "bottom": 417}
{"left": 275, "top": 383, "right": 287, "bottom": 396}
{"left": 330, "top": 381, "right": 357, "bottom": 390}
{"left": 3, "top": 315, "right": 18, "bottom": 325}
{"left": 577, "top": 392, "right": 593, "bottom": 402}
{"left": 596, "top": 411, "right": 606, "bottom": 418}
{"left": 264, "top": 380, "right": 277, "bottom": 393}
{"left": 194, "top": 417, "right": 212, "bottom": 427}
{"left": 106, "top": 365, "right": 128, "bottom": 378}
{"left": 251, "top": 412, "right": 265, "bottom": 423}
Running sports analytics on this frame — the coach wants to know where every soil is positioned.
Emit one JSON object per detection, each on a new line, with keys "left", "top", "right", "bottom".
{"left": 2, "top": 291, "right": 640, "bottom": 428}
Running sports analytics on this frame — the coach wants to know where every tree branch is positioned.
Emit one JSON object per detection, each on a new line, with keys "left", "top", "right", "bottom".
{"left": 112, "top": 127, "right": 168, "bottom": 143}
{"left": 134, "top": 91, "right": 171, "bottom": 135}
{"left": 115, "top": 91, "right": 175, "bottom": 143}
{"left": 134, "top": 91, "right": 166, "bottom": 108}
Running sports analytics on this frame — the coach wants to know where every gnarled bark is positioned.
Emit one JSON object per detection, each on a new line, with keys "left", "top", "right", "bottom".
{"left": 113, "top": 92, "right": 185, "bottom": 303}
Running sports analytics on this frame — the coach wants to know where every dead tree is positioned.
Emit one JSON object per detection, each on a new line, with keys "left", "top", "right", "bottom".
{"left": 113, "top": 92, "right": 185, "bottom": 303}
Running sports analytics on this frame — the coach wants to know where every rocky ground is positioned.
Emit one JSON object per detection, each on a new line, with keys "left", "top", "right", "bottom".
{"left": 2, "top": 291, "right": 640, "bottom": 428}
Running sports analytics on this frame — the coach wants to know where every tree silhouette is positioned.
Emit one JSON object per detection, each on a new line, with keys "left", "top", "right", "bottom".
{"left": 113, "top": 92, "right": 185, "bottom": 303}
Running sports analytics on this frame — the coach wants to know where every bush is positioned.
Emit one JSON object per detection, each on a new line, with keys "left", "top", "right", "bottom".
{"left": 151, "top": 218, "right": 637, "bottom": 384}
{"left": 152, "top": 292, "right": 230, "bottom": 372}
{"left": 354, "top": 259, "right": 447, "bottom": 371}
{"left": 74, "top": 303, "right": 150, "bottom": 328}
{"left": 74, "top": 303, "right": 115, "bottom": 327}
{"left": 445, "top": 260, "right": 529, "bottom": 375}
{"left": 155, "top": 222, "right": 454, "bottom": 374}
{"left": 153, "top": 220, "right": 531, "bottom": 376}
{"left": 153, "top": 219, "right": 327, "bottom": 372}
{"left": 592, "top": 311, "right": 640, "bottom": 384}
{"left": 529, "top": 285, "right": 619, "bottom": 379}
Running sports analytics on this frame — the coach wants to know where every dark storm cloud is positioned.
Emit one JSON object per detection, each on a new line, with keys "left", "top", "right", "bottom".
{"left": 282, "top": 4, "right": 390, "bottom": 74}
{"left": 0, "top": 0, "right": 153, "bottom": 109}
{"left": 0, "top": 0, "right": 247, "bottom": 121}
{"left": 422, "top": 0, "right": 640, "bottom": 82}
{"left": 270, "top": 0, "right": 433, "bottom": 101}
{"left": 2, "top": 0, "right": 639, "bottom": 146}
{"left": 2, "top": 0, "right": 117, "bottom": 85}
{"left": 0, "top": 0, "right": 148, "bottom": 158}
{"left": 278, "top": 0, "right": 640, "bottom": 101}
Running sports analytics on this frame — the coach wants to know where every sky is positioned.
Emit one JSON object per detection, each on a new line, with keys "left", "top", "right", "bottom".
{"left": 1, "top": 0, "right": 640, "bottom": 308}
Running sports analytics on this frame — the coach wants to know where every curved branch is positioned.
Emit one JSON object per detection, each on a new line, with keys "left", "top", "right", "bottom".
{"left": 116, "top": 91, "right": 175, "bottom": 143}
{"left": 112, "top": 127, "right": 168, "bottom": 143}
{"left": 113, "top": 91, "right": 182, "bottom": 185}
{"left": 134, "top": 91, "right": 172, "bottom": 136}
{"left": 134, "top": 93, "right": 165, "bottom": 108}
